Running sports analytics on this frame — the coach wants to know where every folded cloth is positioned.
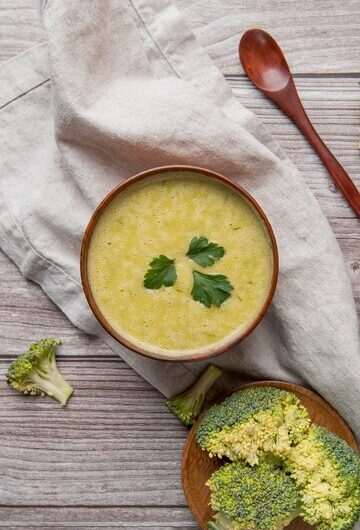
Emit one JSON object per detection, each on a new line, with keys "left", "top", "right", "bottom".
{"left": 0, "top": 0, "right": 359, "bottom": 438}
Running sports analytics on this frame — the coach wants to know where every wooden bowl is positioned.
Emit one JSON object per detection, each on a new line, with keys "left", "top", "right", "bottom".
{"left": 182, "top": 380, "right": 358, "bottom": 530}
{"left": 80, "top": 165, "right": 279, "bottom": 362}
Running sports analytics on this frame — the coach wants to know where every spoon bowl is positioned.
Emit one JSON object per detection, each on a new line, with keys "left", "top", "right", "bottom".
{"left": 240, "top": 29, "right": 290, "bottom": 92}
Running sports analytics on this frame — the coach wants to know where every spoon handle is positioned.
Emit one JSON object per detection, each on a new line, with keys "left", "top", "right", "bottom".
{"left": 296, "top": 114, "right": 360, "bottom": 217}
{"left": 266, "top": 79, "right": 360, "bottom": 217}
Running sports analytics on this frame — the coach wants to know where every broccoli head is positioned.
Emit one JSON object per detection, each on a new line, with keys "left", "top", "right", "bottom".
{"left": 207, "top": 460, "right": 299, "bottom": 530}
{"left": 6, "top": 338, "right": 73, "bottom": 406}
{"left": 166, "top": 364, "right": 222, "bottom": 426}
{"left": 196, "top": 386, "right": 310, "bottom": 465}
{"left": 284, "top": 425, "right": 360, "bottom": 530}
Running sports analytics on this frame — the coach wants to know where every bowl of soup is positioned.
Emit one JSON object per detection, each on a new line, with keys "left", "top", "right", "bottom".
{"left": 81, "top": 166, "right": 278, "bottom": 361}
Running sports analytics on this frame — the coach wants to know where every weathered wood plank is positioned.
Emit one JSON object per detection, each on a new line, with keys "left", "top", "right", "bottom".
{"left": 0, "top": 360, "right": 189, "bottom": 507}
{"left": 229, "top": 76, "right": 360, "bottom": 220}
{"left": 0, "top": 254, "right": 109, "bottom": 359}
{"left": 0, "top": 507, "right": 197, "bottom": 529}
{"left": 178, "top": 0, "right": 360, "bottom": 74}
{"left": 1, "top": 0, "right": 360, "bottom": 75}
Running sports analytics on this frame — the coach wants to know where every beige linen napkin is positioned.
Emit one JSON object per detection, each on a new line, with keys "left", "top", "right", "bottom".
{"left": 0, "top": 0, "right": 359, "bottom": 438}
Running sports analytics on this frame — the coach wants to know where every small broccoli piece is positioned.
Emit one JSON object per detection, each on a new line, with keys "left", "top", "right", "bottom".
{"left": 196, "top": 387, "right": 310, "bottom": 465}
{"left": 166, "top": 364, "right": 222, "bottom": 426}
{"left": 284, "top": 425, "right": 360, "bottom": 530}
{"left": 207, "top": 460, "right": 300, "bottom": 530}
{"left": 6, "top": 338, "right": 73, "bottom": 406}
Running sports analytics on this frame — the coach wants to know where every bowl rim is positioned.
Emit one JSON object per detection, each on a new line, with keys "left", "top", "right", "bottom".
{"left": 80, "top": 165, "right": 279, "bottom": 362}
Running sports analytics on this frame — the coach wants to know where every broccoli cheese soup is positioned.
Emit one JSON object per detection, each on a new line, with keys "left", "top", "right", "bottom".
{"left": 83, "top": 169, "right": 277, "bottom": 360}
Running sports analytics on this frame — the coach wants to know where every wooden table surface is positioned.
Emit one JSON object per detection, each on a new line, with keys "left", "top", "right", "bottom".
{"left": 1, "top": 1, "right": 359, "bottom": 529}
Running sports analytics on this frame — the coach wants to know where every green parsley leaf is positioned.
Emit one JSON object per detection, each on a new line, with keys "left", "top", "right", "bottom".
{"left": 143, "top": 255, "right": 177, "bottom": 289}
{"left": 191, "top": 271, "right": 233, "bottom": 307}
{"left": 186, "top": 236, "right": 225, "bottom": 267}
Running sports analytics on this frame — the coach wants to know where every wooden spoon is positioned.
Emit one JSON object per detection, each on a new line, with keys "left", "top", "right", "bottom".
{"left": 239, "top": 29, "right": 360, "bottom": 217}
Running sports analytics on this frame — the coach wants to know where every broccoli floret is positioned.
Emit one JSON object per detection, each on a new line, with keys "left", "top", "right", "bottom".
{"left": 6, "top": 338, "right": 73, "bottom": 406}
{"left": 166, "top": 364, "right": 222, "bottom": 426}
{"left": 196, "top": 387, "right": 310, "bottom": 465}
{"left": 284, "top": 425, "right": 360, "bottom": 530}
{"left": 207, "top": 460, "right": 300, "bottom": 530}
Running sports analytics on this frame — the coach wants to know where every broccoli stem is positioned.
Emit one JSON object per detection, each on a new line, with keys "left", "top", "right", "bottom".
{"left": 166, "top": 364, "right": 222, "bottom": 426}
{"left": 32, "top": 360, "right": 73, "bottom": 406}
{"left": 190, "top": 363, "right": 222, "bottom": 400}
{"left": 207, "top": 512, "right": 232, "bottom": 530}
{"left": 208, "top": 509, "right": 299, "bottom": 530}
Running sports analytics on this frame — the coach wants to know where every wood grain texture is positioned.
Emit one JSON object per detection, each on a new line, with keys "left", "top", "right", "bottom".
{"left": 0, "top": 251, "right": 109, "bottom": 360}
{"left": 229, "top": 76, "right": 360, "bottom": 219}
{"left": 1, "top": 0, "right": 360, "bottom": 74}
{"left": 177, "top": 0, "right": 360, "bottom": 75}
{"left": 0, "top": 1, "right": 359, "bottom": 529}
{"left": 0, "top": 507, "right": 197, "bottom": 529}
{"left": 0, "top": 359, "right": 189, "bottom": 507}
{"left": 182, "top": 381, "right": 358, "bottom": 530}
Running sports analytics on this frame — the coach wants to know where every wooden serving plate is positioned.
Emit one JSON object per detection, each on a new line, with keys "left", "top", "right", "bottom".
{"left": 182, "top": 380, "right": 358, "bottom": 530}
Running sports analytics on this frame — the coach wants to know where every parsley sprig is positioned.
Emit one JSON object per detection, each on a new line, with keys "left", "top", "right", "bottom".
{"left": 186, "top": 236, "right": 225, "bottom": 267}
{"left": 191, "top": 271, "right": 233, "bottom": 308}
{"left": 143, "top": 236, "right": 233, "bottom": 307}
{"left": 143, "top": 255, "right": 177, "bottom": 289}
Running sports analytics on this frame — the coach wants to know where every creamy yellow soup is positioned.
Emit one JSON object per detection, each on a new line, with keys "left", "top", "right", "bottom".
{"left": 87, "top": 172, "right": 274, "bottom": 357}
